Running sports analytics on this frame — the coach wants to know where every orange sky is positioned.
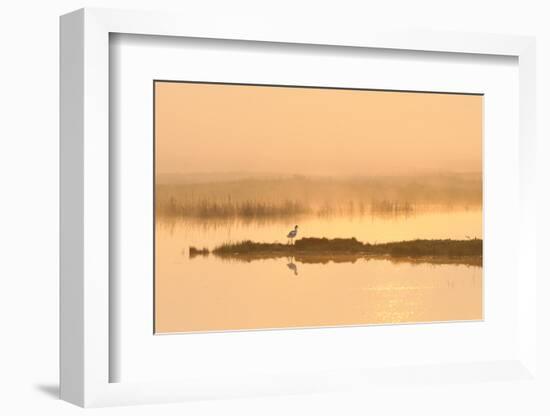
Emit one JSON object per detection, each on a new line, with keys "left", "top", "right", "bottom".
{"left": 155, "top": 82, "right": 482, "bottom": 177}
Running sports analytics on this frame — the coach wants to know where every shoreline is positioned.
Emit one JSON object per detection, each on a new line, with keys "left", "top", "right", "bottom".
{"left": 190, "top": 237, "right": 483, "bottom": 267}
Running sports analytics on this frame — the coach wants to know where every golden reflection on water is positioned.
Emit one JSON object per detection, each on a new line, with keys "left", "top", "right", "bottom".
{"left": 158, "top": 209, "right": 482, "bottom": 246}
{"left": 155, "top": 210, "right": 482, "bottom": 333}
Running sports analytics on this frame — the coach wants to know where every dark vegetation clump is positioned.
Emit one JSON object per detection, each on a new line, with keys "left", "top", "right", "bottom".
{"left": 211, "top": 237, "right": 482, "bottom": 258}
{"left": 213, "top": 240, "right": 288, "bottom": 254}
{"left": 189, "top": 246, "right": 210, "bottom": 257}
{"left": 372, "top": 238, "right": 482, "bottom": 257}
{"left": 294, "top": 237, "right": 365, "bottom": 252}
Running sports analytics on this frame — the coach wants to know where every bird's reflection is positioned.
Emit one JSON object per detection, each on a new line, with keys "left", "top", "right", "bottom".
{"left": 286, "top": 257, "right": 298, "bottom": 276}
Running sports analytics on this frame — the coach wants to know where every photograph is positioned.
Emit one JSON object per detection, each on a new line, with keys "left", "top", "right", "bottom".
{"left": 154, "top": 81, "right": 483, "bottom": 334}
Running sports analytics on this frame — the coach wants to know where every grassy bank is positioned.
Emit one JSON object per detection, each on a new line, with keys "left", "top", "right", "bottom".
{"left": 210, "top": 237, "right": 482, "bottom": 266}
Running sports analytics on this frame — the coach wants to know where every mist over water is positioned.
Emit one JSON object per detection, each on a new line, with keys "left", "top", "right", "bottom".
{"left": 155, "top": 174, "right": 483, "bottom": 333}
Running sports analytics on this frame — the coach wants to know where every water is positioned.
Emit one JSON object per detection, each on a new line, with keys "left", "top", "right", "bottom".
{"left": 155, "top": 208, "right": 482, "bottom": 333}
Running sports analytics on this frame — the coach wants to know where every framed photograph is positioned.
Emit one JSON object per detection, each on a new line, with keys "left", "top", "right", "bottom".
{"left": 153, "top": 80, "right": 484, "bottom": 334}
{"left": 60, "top": 8, "right": 539, "bottom": 408}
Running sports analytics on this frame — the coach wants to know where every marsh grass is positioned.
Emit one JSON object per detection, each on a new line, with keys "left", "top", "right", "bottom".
{"left": 213, "top": 237, "right": 482, "bottom": 256}
{"left": 211, "top": 237, "right": 482, "bottom": 266}
{"left": 162, "top": 197, "right": 310, "bottom": 219}
{"left": 156, "top": 174, "right": 481, "bottom": 221}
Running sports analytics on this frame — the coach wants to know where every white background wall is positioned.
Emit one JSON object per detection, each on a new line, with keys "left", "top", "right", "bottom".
{"left": 0, "top": 1, "right": 548, "bottom": 415}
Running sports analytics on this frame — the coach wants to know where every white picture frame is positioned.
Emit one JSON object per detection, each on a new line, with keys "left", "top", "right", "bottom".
{"left": 60, "top": 7, "right": 538, "bottom": 408}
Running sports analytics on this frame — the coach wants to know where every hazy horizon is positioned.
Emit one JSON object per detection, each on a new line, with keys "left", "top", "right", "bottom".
{"left": 155, "top": 82, "right": 482, "bottom": 177}
{"left": 156, "top": 170, "right": 483, "bottom": 185}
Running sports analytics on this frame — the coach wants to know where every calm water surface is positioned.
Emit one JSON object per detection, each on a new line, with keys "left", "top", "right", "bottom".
{"left": 155, "top": 209, "right": 482, "bottom": 333}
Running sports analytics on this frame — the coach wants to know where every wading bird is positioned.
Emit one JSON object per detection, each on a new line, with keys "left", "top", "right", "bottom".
{"left": 287, "top": 225, "right": 299, "bottom": 245}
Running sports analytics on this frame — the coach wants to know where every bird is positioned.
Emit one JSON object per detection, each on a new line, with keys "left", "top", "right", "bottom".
{"left": 287, "top": 225, "right": 298, "bottom": 245}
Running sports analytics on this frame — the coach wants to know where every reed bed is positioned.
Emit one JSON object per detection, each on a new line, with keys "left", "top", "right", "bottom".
{"left": 212, "top": 237, "right": 482, "bottom": 257}
{"left": 160, "top": 197, "right": 310, "bottom": 219}
{"left": 156, "top": 174, "right": 482, "bottom": 220}
{"left": 210, "top": 237, "right": 483, "bottom": 266}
